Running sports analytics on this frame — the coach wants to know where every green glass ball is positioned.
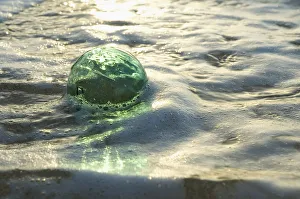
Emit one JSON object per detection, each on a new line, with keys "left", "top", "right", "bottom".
{"left": 67, "top": 47, "right": 148, "bottom": 109}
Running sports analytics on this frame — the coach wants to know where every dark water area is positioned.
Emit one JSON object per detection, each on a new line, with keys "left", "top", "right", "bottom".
{"left": 0, "top": 0, "right": 300, "bottom": 198}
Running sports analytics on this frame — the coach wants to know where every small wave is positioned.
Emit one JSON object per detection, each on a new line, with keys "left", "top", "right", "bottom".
{"left": 0, "top": 0, "right": 44, "bottom": 22}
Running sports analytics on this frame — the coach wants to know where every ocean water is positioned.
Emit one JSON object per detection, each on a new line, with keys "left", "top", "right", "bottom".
{"left": 0, "top": 0, "right": 43, "bottom": 22}
{"left": 0, "top": 0, "right": 300, "bottom": 198}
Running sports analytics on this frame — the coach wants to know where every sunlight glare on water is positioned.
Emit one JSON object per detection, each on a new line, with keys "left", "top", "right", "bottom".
{"left": 91, "top": 0, "right": 137, "bottom": 21}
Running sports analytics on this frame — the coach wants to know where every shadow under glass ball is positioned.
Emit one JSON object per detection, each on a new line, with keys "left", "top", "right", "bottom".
{"left": 67, "top": 47, "right": 148, "bottom": 107}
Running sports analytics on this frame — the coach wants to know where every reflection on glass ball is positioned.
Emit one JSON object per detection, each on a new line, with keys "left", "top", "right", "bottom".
{"left": 67, "top": 47, "right": 148, "bottom": 110}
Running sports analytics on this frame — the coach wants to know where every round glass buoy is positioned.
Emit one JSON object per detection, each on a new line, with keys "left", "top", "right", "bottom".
{"left": 67, "top": 47, "right": 148, "bottom": 110}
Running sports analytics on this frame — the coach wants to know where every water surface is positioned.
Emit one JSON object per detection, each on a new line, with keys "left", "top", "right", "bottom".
{"left": 0, "top": 0, "right": 300, "bottom": 197}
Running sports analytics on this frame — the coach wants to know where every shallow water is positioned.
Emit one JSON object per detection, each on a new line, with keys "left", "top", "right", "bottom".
{"left": 0, "top": 0, "right": 300, "bottom": 197}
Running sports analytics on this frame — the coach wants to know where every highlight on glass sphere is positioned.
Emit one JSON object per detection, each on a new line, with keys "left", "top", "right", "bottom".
{"left": 67, "top": 46, "right": 148, "bottom": 110}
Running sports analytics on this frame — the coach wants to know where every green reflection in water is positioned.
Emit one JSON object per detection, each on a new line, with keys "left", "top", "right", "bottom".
{"left": 78, "top": 127, "right": 124, "bottom": 145}
{"left": 76, "top": 127, "right": 148, "bottom": 174}
{"left": 71, "top": 102, "right": 151, "bottom": 174}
